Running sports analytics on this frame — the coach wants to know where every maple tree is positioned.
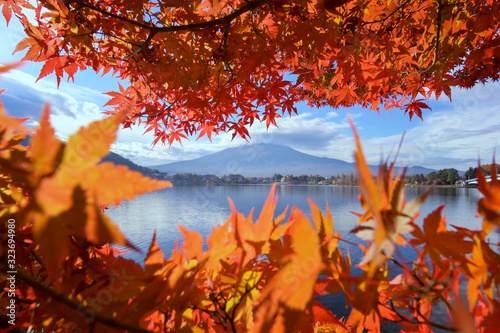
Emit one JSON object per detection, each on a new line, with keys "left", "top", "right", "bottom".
{"left": 1, "top": 0, "right": 500, "bottom": 332}
{"left": 2, "top": 0, "right": 500, "bottom": 144}
{"left": 1, "top": 92, "right": 499, "bottom": 331}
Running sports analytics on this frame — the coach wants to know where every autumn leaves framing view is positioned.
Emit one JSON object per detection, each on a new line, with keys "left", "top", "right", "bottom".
{"left": 1, "top": 0, "right": 500, "bottom": 332}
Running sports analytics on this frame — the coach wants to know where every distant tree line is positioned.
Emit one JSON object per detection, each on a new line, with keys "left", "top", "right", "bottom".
{"left": 172, "top": 173, "right": 271, "bottom": 185}
{"left": 171, "top": 173, "right": 360, "bottom": 185}
{"left": 173, "top": 164, "right": 500, "bottom": 187}
{"left": 406, "top": 168, "right": 459, "bottom": 185}
{"left": 405, "top": 165, "right": 500, "bottom": 186}
{"left": 275, "top": 173, "right": 358, "bottom": 185}
{"left": 463, "top": 164, "right": 500, "bottom": 180}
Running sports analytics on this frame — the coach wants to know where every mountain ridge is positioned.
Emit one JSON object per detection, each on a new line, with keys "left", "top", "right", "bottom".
{"left": 102, "top": 152, "right": 163, "bottom": 177}
{"left": 150, "top": 143, "right": 436, "bottom": 177}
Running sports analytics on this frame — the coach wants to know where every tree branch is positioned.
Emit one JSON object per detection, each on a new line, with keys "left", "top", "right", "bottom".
{"left": 142, "top": 0, "right": 271, "bottom": 33}
{"left": 73, "top": 0, "right": 272, "bottom": 57}
{"left": 5, "top": 266, "right": 155, "bottom": 333}
{"left": 363, "top": 0, "right": 412, "bottom": 26}
{"left": 74, "top": 0, "right": 154, "bottom": 30}
{"left": 414, "top": 298, "right": 458, "bottom": 332}
{"left": 124, "top": 31, "right": 157, "bottom": 59}
{"left": 222, "top": 23, "right": 234, "bottom": 73}
{"left": 401, "top": 0, "right": 443, "bottom": 75}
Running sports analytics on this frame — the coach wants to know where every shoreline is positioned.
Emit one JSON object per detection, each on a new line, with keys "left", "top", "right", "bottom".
{"left": 404, "top": 184, "right": 466, "bottom": 188}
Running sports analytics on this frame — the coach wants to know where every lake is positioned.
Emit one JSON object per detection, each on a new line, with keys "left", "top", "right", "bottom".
{"left": 107, "top": 184, "right": 487, "bottom": 261}
{"left": 106, "top": 184, "right": 492, "bottom": 330}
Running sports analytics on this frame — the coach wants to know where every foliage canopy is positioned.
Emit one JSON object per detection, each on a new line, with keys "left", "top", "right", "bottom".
{"left": 1, "top": 93, "right": 500, "bottom": 332}
{"left": 3, "top": 0, "right": 500, "bottom": 144}
{"left": 1, "top": 0, "right": 500, "bottom": 332}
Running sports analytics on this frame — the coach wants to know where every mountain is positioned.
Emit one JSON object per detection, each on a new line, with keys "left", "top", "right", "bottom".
{"left": 405, "top": 165, "right": 438, "bottom": 176}
{"left": 102, "top": 152, "right": 163, "bottom": 177}
{"left": 151, "top": 143, "right": 435, "bottom": 177}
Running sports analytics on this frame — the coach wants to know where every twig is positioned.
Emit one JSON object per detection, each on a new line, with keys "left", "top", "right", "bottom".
{"left": 74, "top": 0, "right": 272, "bottom": 57}
{"left": 29, "top": 249, "right": 47, "bottom": 275}
{"left": 401, "top": 0, "right": 443, "bottom": 74}
{"left": 363, "top": 0, "right": 412, "bottom": 26}
{"left": 415, "top": 298, "right": 458, "bottom": 332}
{"left": 390, "top": 257, "right": 426, "bottom": 287}
{"left": 379, "top": 300, "right": 425, "bottom": 324}
{"left": 124, "top": 31, "right": 157, "bottom": 59}
{"left": 4, "top": 265, "right": 155, "bottom": 333}
{"left": 74, "top": 0, "right": 154, "bottom": 30}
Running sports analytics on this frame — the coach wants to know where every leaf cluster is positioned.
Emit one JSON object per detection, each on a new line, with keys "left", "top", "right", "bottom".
{"left": 3, "top": 0, "right": 500, "bottom": 143}
{"left": 1, "top": 87, "right": 500, "bottom": 331}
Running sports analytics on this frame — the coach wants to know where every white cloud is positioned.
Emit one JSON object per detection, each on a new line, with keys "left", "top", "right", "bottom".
{"left": 351, "top": 83, "right": 500, "bottom": 170}
{"left": 1, "top": 70, "right": 107, "bottom": 139}
{"left": 326, "top": 111, "right": 339, "bottom": 118}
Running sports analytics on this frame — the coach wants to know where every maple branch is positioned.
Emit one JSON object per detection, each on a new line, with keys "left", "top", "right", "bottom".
{"left": 29, "top": 249, "right": 47, "bottom": 275}
{"left": 250, "top": 11, "right": 270, "bottom": 42}
{"left": 222, "top": 23, "right": 235, "bottom": 76}
{"left": 163, "top": 311, "right": 168, "bottom": 333}
{"left": 381, "top": 300, "right": 425, "bottom": 324}
{"left": 230, "top": 281, "right": 259, "bottom": 328}
{"left": 124, "top": 31, "right": 157, "bottom": 60}
{"left": 401, "top": 0, "right": 443, "bottom": 75}
{"left": 0, "top": 314, "right": 26, "bottom": 333}
{"left": 381, "top": 295, "right": 459, "bottom": 332}
{"left": 389, "top": 257, "right": 424, "bottom": 286}
{"left": 97, "top": 32, "right": 142, "bottom": 48}
{"left": 73, "top": 1, "right": 154, "bottom": 30}
{"left": 155, "top": 0, "right": 271, "bottom": 32}
{"left": 388, "top": 258, "right": 460, "bottom": 331}
{"left": 122, "top": 56, "right": 175, "bottom": 129}
{"left": 363, "top": 0, "right": 412, "bottom": 26}
{"left": 208, "top": 292, "right": 231, "bottom": 330}
{"left": 73, "top": 0, "right": 272, "bottom": 57}
{"left": 7, "top": 267, "right": 155, "bottom": 333}
{"left": 414, "top": 298, "right": 458, "bottom": 332}
{"left": 383, "top": 300, "right": 457, "bottom": 331}
{"left": 332, "top": 234, "right": 363, "bottom": 247}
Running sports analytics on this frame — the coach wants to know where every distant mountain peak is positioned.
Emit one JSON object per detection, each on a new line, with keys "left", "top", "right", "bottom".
{"left": 149, "top": 144, "right": 436, "bottom": 177}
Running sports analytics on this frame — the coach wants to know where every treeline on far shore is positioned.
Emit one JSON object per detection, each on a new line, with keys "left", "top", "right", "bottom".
{"left": 170, "top": 173, "right": 359, "bottom": 185}
{"left": 170, "top": 164, "right": 498, "bottom": 186}
{"left": 406, "top": 164, "right": 499, "bottom": 186}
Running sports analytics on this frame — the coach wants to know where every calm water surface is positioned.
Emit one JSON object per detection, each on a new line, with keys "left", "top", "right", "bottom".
{"left": 108, "top": 184, "right": 487, "bottom": 261}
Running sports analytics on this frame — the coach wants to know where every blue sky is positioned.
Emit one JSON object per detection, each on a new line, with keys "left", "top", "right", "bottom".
{"left": 1, "top": 17, "right": 499, "bottom": 171}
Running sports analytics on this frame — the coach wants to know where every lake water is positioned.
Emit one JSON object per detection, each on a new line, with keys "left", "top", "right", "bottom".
{"left": 106, "top": 184, "right": 492, "bottom": 330}
{"left": 107, "top": 184, "right": 487, "bottom": 261}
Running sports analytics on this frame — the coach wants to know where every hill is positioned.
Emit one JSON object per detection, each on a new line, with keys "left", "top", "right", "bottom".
{"left": 102, "top": 152, "right": 164, "bottom": 177}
